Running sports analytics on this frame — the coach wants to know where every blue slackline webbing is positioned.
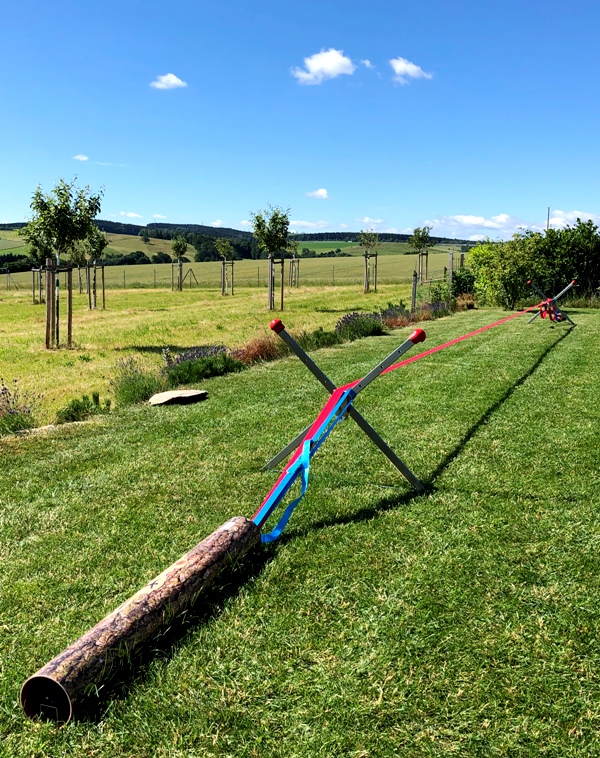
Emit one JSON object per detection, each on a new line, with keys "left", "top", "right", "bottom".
{"left": 258, "top": 389, "right": 355, "bottom": 542}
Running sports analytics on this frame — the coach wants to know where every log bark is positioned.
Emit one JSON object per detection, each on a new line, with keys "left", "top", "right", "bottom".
{"left": 21, "top": 516, "right": 260, "bottom": 724}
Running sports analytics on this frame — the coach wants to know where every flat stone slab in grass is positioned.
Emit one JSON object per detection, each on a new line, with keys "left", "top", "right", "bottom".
{"left": 149, "top": 390, "right": 208, "bottom": 406}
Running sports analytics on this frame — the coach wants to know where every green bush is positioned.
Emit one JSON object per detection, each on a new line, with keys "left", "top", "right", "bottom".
{"left": 165, "top": 353, "right": 246, "bottom": 387}
{"left": 110, "top": 358, "right": 166, "bottom": 406}
{"left": 56, "top": 392, "right": 111, "bottom": 424}
{"left": 451, "top": 267, "right": 476, "bottom": 297}
{"left": 295, "top": 327, "right": 342, "bottom": 352}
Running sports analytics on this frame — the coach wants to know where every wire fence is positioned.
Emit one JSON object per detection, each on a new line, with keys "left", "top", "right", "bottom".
{"left": 3, "top": 253, "right": 463, "bottom": 292}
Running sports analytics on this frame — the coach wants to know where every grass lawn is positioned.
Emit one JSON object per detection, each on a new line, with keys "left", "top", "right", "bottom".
{"left": 1, "top": 309, "right": 599, "bottom": 756}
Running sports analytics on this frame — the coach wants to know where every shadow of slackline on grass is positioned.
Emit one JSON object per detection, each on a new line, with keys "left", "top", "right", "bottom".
{"left": 280, "top": 326, "right": 575, "bottom": 540}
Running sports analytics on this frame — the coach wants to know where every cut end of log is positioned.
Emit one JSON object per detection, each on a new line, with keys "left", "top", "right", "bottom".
{"left": 21, "top": 674, "right": 72, "bottom": 725}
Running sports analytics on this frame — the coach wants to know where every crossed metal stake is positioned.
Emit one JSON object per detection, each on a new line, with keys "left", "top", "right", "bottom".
{"left": 527, "top": 279, "right": 576, "bottom": 325}
{"left": 261, "top": 319, "right": 426, "bottom": 493}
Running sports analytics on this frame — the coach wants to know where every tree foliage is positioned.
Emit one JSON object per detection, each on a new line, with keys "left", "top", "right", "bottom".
{"left": 358, "top": 229, "right": 379, "bottom": 254}
{"left": 409, "top": 226, "right": 432, "bottom": 253}
{"left": 22, "top": 178, "right": 103, "bottom": 265}
{"left": 215, "top": 238, "right": 234, "bottom": 260}
{"left": 171, "top": 235, "right": 188, "bottom": 260}
{"left": 468, "top": 237, "right": 538, "bottom": 309}
{"left": 468, "top": 219, "right": 600, "bottom": 309}
{"left": 250, "top": 206, "right": 291, "bottom": 259}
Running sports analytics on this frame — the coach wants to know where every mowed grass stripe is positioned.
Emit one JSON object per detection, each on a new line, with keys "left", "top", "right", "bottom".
{"left": 1, "top": 311, "right": 599, "bottom": 755}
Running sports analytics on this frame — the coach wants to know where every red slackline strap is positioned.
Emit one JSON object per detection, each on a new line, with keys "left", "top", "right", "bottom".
{"left": 339, "top": 304, "right": 542, "bottom": 390}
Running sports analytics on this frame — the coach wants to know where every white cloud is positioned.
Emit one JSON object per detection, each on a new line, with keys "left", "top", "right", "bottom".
{"left": 240, "top": 220, "right": 251, "bottom": 228}
{"left": 290, "top": 219, "right": 329, "bottom": 229}
{"left": 291, "top": 49, "right": 356, "bottom": 85}
{"left": 389, "top": 57, "right": 433, "bottom": 85}
{"left": 73, "top": 154, "right": 89, "bottom": 161}
{"left": 360, "top": 59, "right": 374, "bottom": 69}
{"left": 339, "top": 223, "right": 349, "bottom": 229}
{"left": 356, "top": 216, "right": 382, "bottom": 225}
{"left": 150, "top": 73, "right": 187, "bottom": 90}
{"left": 547, "top": 209, "right": 600, "bottom": 228}
{"left": 153, "top": 214, "right": 167, "bottom": 219}
{"left": 306, "top": 188, "right": 329, "bottom": 199}
{"left": 423, "top": 213, "right": 516, "bottom": 238}
{"left": 120, "top": 211, "right": 143, "bottom": 218}
{"left": 211, "top": 219, "right": 223, "bottom": 227}
{"left": 421, "top": 212, "right": 542, "bottom": 240}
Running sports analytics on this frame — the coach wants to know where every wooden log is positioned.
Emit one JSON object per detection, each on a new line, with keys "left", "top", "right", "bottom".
{"left": 21, "top": 516, "right": 260, "bottom": 724}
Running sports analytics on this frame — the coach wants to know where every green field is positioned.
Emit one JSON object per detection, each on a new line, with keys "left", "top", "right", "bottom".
{"left": 0, "top": 284, "right": 417, "bottom": 421}
{"left": 5, "top": 251, "right": 456, "bottom": 291}
{"left": 0, "top": 239, "right": 25, "bottom": 252}
{"left": 0, "top": 231, "right": 464, "bottom": 262}
{"left": 1, "top": 309, "right": 599, "bottom": 756}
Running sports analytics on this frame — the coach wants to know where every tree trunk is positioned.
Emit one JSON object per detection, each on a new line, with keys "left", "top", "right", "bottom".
{"left": 21, "top": 516, "right": 260, "bottom": 724}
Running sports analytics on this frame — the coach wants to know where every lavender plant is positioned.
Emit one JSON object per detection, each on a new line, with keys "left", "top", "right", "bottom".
{"left": 0, "top": 379, "right": 41, "bottom": 436}
{"left": 161, "top": 346, "right": 244, "bottom": 387}
{"left": 334, "top": 312, "right": 386, "bottom": 341}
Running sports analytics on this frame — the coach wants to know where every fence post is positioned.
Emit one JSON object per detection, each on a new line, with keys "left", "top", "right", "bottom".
{"left": 411, "top": 271, "right": 417, "bottom": 313}
{"left": 448, "top": 252, "right": 454, "bottom": 297}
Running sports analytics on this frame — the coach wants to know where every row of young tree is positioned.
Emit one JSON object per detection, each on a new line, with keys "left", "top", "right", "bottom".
{"left": 14, "top": 179, "right": 600, "bottom": 312}
{"left": 467, "top": 221, "right": 600, "bottom": 308}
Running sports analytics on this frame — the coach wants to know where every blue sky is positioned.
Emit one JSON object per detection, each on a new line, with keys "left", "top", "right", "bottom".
{"left": 2, "top": 0, "right": 600, "bottom": 240}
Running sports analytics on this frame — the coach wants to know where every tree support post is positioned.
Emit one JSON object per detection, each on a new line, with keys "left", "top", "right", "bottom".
{"left": 67, "top": 267, "right": 73, "bottom": 349}
{"left": 411, "top": 271, "right": 418, "bottom": 312}
{"left": 268, "top": 255, "right": 275, "bottom": 310}
{"left": 45, "top": 259, "right": 53, "bottom": 348}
